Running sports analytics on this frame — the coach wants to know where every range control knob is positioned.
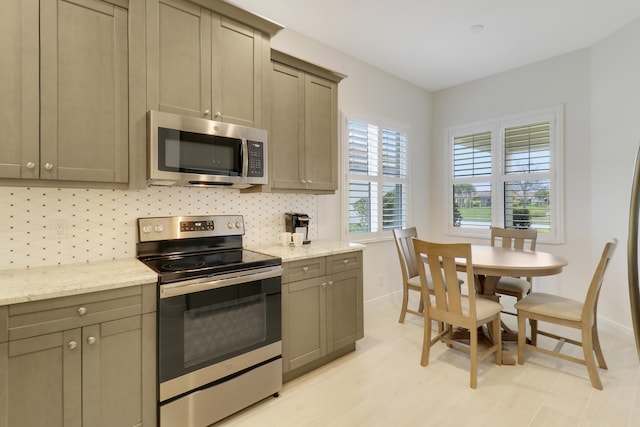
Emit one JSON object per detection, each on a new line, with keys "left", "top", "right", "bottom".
{"left": 142, "top": 225, "right": 152, "bottom": 234}
{"left": 154, "top": 225, "right": 164, "bottom": 233}
{"left": 235, "top": 222, "right": 242, "bottom": 229}
{"left": 227, "top": 222, "right": 235, "bottom": 229}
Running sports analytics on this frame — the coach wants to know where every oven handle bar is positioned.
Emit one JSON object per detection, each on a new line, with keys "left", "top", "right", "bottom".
{"left": 159, "top": 265, "right": 283, "bottom": 298}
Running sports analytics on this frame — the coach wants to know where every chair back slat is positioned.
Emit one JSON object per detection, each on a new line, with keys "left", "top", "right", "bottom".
{"left": 491, "top": 227, "right": 537, "bottom": 251}
{"left": 393, "top": 227, "right": 419, "bottom": 282}
{"left": 583, "top": 239, "right": 618, "bottom": 324}
{"left": 413, "top": 239, "right": 476, "bottom": 320}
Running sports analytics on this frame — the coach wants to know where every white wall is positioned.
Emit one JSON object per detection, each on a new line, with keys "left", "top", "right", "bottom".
{"left": 590, "top": 17, "right": 640, "bottom": 329}
{"left": 269, "top": 29, "right": 432, "bottom": 303}
{"left": 431, "top": 17, "right": 640, "bottom": 329}
{"left": 431, "top": 49, "right": 596, "bottom": 312}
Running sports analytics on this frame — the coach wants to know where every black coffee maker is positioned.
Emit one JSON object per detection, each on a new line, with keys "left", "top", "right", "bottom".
{"left": 284, "top": 213, "right": 311, "bottom": 244}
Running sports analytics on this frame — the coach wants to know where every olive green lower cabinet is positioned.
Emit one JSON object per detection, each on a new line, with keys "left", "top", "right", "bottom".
{"left": 0, "top": 285, "right": 156, "bottom": 427}
{"left": 282, "top": 251, "right": 364, "bottom": 382}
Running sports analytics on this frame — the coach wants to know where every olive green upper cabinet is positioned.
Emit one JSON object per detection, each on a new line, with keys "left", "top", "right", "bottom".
{"left": 268, "top": 50, "right": 346, "bottom": 194}
{"left": 146, "top": 0, "right": 281, "bottom": 128}
{"left": 0, "top": 0, "right": 39, "bottom": 180}
{"left": 0, "top": 0, "right": 129, "bottom": 183}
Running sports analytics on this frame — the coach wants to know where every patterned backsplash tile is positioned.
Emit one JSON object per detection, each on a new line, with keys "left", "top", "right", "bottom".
{"left": 0, "top": 186, "right": 317, "bottom": 269}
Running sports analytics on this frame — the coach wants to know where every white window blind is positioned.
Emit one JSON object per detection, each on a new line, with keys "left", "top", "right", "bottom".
{"left": 447, "top": 106, "right": 562, "bottom": 242}
{"left": 347, "top": 119, "right": 408, "bottom": 238}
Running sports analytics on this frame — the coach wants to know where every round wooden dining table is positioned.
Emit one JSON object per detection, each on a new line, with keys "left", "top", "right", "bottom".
{"left": 456, "top": 245, "right": 568, "bottom": 364}
{"left": 465, "top": 245, "right": 569, "bottom": 297}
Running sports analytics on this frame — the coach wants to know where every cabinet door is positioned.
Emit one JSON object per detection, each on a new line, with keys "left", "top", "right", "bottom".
{"left": 304, "top": 74, "right": 338, "bottom": 191}
{"left": 82, "top": 316, "right": 143, "bottom": 427}
{"left": 282, "top": 278, "right": 327, "bottom": 372}
{"left": 2, "top": 329, "right": 82, "bottom": 427}
{"left": 147, "top": 0, "right": 212, "bottom": 119}
{"left": 212, "top": 15, "right": 264, "bottom": 127}
{"left": 40, "top": 0, "right": 129, "bottom": 183}
{"left": 0, "top": 0, "right": 39, "bottom": 179}
{"left": 327, "top": 269, "right": 364, "bottom": 353}
{"left": 270, "top": 62, "right": 305, "bottom": 190}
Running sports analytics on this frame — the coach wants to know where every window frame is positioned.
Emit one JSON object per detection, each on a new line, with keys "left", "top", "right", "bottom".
{"left": 446, "top": 105, "right": 564, "bottom": 243}
{"left": 343, "top": 114, "right": 411, "bottom": 243}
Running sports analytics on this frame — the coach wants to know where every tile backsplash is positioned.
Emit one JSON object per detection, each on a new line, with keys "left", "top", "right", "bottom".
{"left": 0, "top": 186, "right": 317, "bottom": 269}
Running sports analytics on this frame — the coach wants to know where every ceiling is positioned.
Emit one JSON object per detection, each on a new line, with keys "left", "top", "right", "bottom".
{"left": 227, "top": 0, "right": 640, "bottom": 91}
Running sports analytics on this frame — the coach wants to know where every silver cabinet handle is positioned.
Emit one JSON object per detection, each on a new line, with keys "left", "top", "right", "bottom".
{"left": 77, "top": 307, "right": 87, "bottom": 316}
{"left": 203, "top": 109, "right": 211, "bottom": 117}
{"left": 44, "top": 163, "right": 53, "bottom": 170}
{"left": 302, "top": 266, "right": 309, "bottom": 273}
{"left": 87, "top": 336, "right": 96, "bottom": 345}
{"left": 26, "top": 162, "right": 36, "bottom": 170}
{"left": 68, "top": 341, "right": 78, "bottom": 350}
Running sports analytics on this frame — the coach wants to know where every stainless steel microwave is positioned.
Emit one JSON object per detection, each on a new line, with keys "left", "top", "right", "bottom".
{"left": 147, "top": 110, "right": 268, "bottom": 188}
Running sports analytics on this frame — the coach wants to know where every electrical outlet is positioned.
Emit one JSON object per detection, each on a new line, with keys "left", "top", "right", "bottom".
{"left": 52, "top": 219, "right": 69, "bottom": 239}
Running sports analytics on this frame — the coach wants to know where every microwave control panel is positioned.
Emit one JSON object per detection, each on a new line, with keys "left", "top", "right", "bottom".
{"left": 247, "top": 141, "right": 264, "bottom": 177}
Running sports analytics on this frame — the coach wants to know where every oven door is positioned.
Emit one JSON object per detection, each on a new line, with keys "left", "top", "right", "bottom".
{"left": 158, "top": 267, "right": 282, "bottom": 402}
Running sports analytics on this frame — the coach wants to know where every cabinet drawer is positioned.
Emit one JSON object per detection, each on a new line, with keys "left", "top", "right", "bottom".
{"left": 328, "top": 251, "right": 362, "bottom": 274}
{"left": 8, "top": 286, "right": 147, "bottom": 340}
{"left": 283, "top": 257, "right": 326, "bottom": 283}
{"left": 0, "top": 306, "right": 7, "bottom": 343}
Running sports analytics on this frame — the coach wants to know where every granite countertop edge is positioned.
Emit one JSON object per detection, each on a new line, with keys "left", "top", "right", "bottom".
{"left": 0, "top": 258, "right": 158, "bottom": 306}
{"left": 248, "top": 240, "right": 366, "bottom": 262}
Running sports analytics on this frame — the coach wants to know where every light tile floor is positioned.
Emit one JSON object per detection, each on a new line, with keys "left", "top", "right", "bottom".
{"left": 217, "top": 295, "right": 640, "bottom": 426}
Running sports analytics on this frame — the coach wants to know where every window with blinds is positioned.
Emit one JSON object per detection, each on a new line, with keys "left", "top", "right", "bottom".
{"left": 448, "top": 106, "right": 562, "bottom": 242}
{"left": 347, "top": 119, "right": 408, "bottom": 238}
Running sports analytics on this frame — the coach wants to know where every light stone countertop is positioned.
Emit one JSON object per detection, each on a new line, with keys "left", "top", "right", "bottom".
{"left": 248, "top": 240, "right": 365, "bottom": 262}
{"left": 0, "top": 258, "right": 158, "bottom": 306}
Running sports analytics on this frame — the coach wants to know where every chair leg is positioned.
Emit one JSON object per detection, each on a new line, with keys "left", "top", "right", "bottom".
{"left": 582, "top": 327, "right": 603, "bottom": 390}
{"left": 530, "top": 319, "right": 538, "bottom": 346}
{"left": 492, "top": 319, "right": 502, "bottom": 365}
{"left": 418, "top": 294, "right": 424, "bottom": 313}
{"left": 592, "top": 321, "right": 608, "bottom": 369}
{"left": 399, "top": 284, "right": 409, "bottom": 323}
{"left": 421, "top": 315, "right": 432, "bottom": 366}
{"left": 517, "top": 312, "right": 526, "bottom": 365}
{"left": 469, "top": 326, "right": 478, "bottom": 389}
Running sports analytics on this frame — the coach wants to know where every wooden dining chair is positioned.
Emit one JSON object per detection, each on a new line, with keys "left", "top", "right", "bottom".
{"left": 413, "top": 238, "right": 502, "bottom": 389}
{"left": 393, "top": 227, "right": 425, "bottom": 323}
{"left": 514, "top": 239, "right": 618, "bottom": 389}
{"left": 491, "top": 226, "right": 538, "bottom": 305}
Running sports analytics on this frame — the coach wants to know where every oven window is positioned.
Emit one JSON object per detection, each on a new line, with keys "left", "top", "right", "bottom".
{"left": 183, "top": 293, "right": 266, "bottom": 368}
{"left": 158, "top": 127, "right": 242, "bottom": 176}
{"left": 158, "top": 276, "right": 281, "bottom": 383}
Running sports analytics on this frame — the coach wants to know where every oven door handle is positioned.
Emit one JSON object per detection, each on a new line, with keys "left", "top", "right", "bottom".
{"left": 159, "top": 266, "right": 283, "bottom": 298}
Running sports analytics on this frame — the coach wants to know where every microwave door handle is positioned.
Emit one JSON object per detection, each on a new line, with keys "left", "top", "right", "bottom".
{"left": 159, "top": 266, "right": 283, "bottom": 298}
{"left": 243, "top": 138, "right": 249, "bottom": 177}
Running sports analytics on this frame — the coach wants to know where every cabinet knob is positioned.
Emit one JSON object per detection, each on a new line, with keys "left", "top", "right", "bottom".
{"left": 302, "top": 266, "right": 309, "bottom": 273}
{"left": 87, "top": 336, "right": 97, "bottom": 345}
{"left": 214, "top": 111, "right": 221, "bottom": 118}
{"left": 301, "top": 180, "right": 307, "bottom": 184}
{"left": 77, "top": 307, "right": 87, "bottom": 316}
{"left": 203, "top": 109, "right": 211, "bottom": 117}
{"left": 68, "top": 341, "right": 78, "bottom": 350}
{"left": 328, "top": 281, "right": 334, "bottom": 287}
{"left": 44, "top": 162, "right": 54, "bottom": 171}
{"left": 343, "top": 259, "right": 349, "bottom": 265}
{"left": 26, "top": 161, "right": 36, "bottom": 170}
{"left": 322, "top": 282, "right": 327, "bottom": 288}
{"left": 307, "top": 180, "right": 313, "bottom": 184}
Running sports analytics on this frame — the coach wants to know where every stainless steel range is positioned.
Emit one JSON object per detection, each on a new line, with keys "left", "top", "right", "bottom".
{"left": 136, "top": 215, "right": 282, "bottom": 427}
